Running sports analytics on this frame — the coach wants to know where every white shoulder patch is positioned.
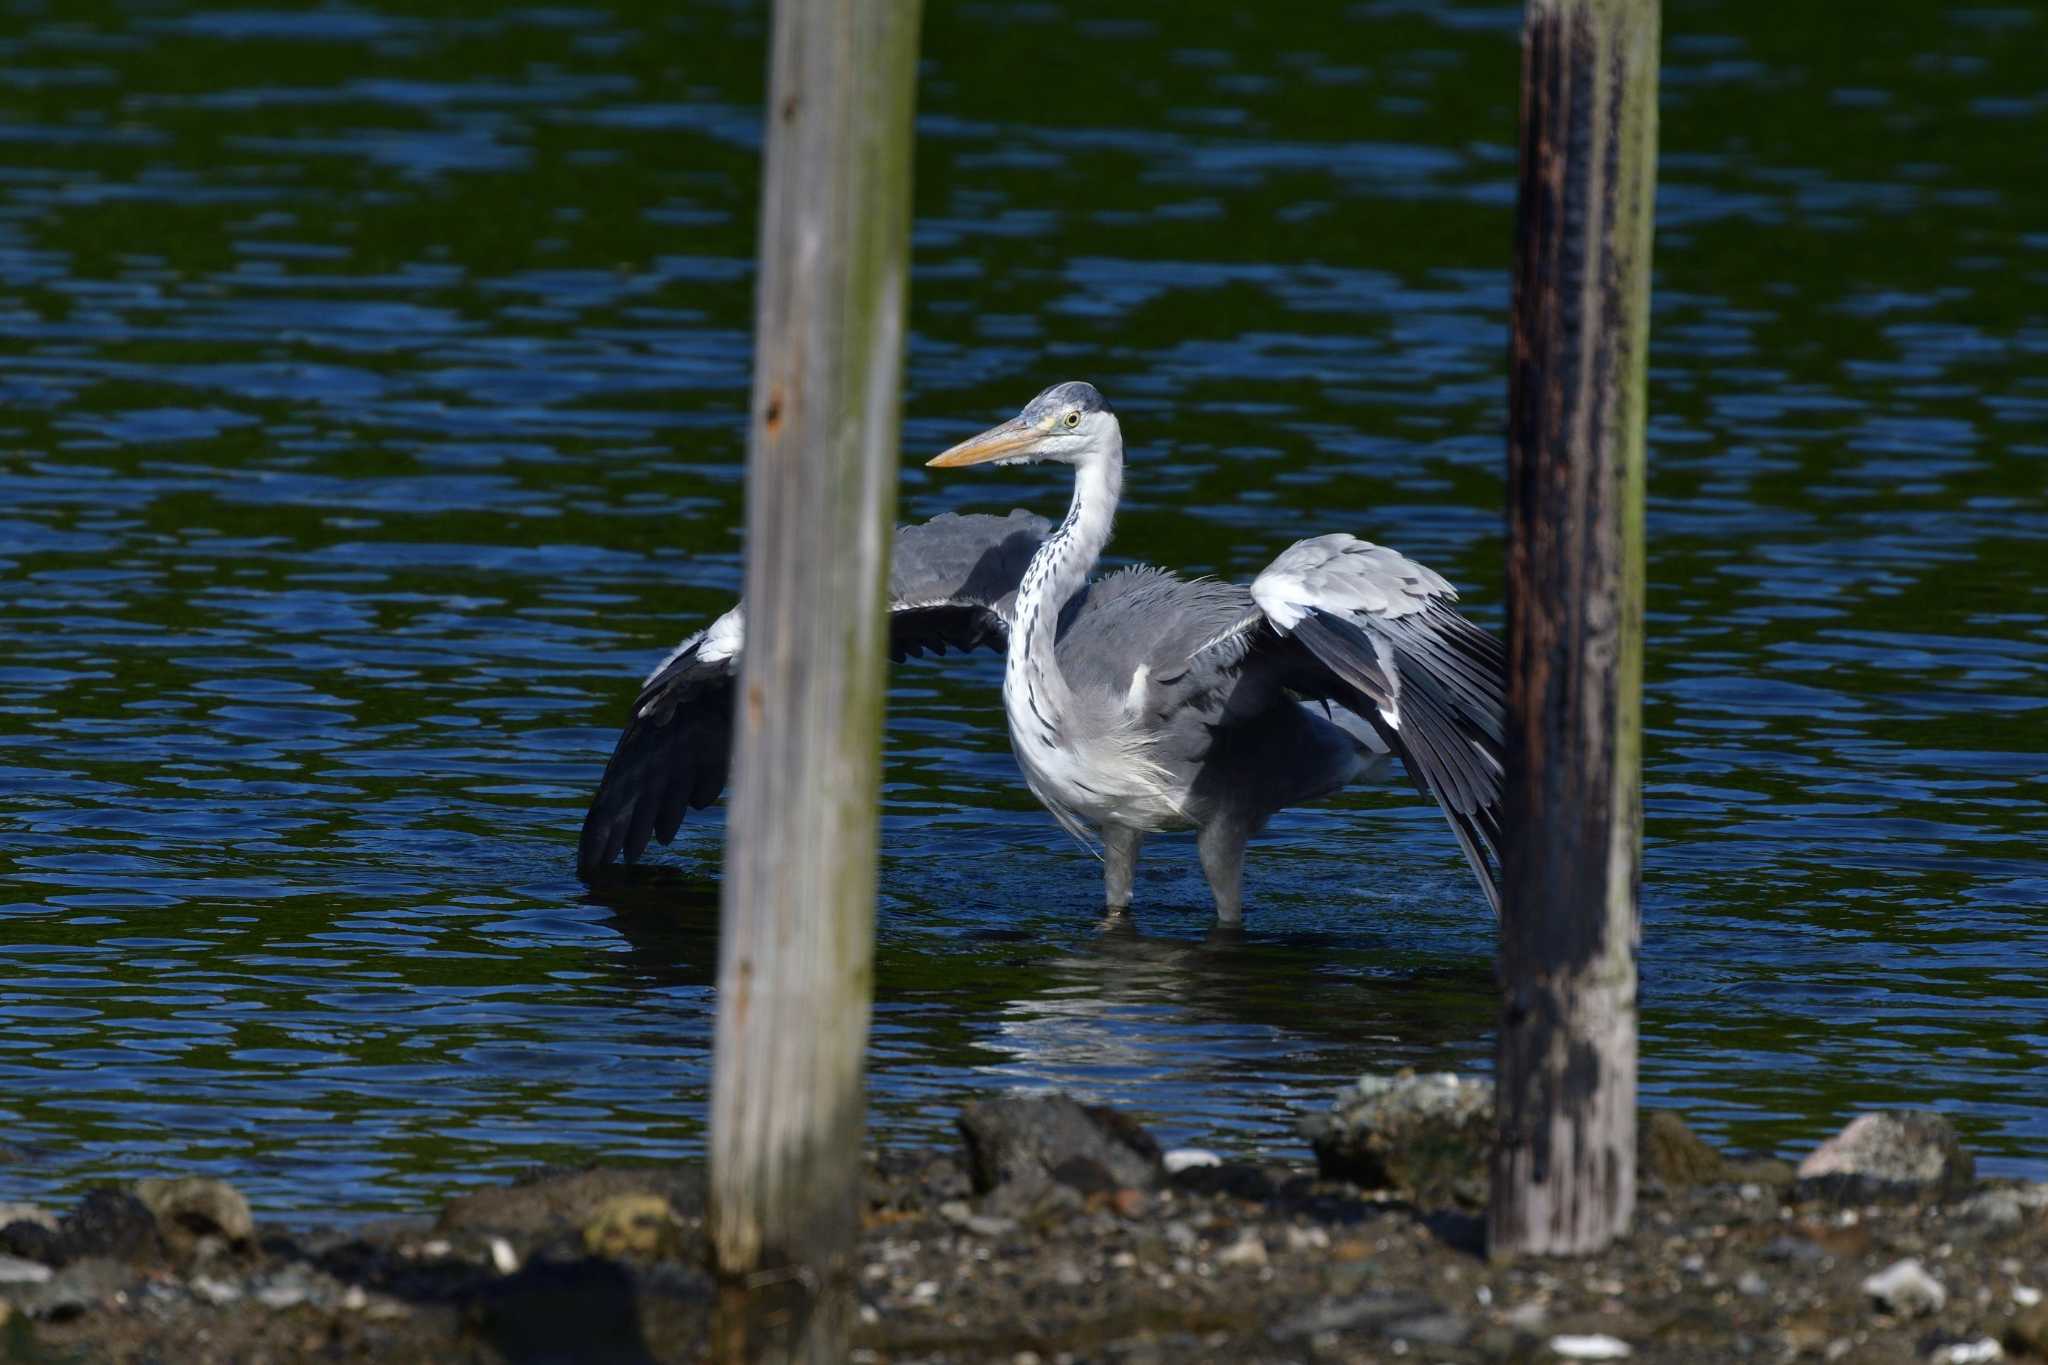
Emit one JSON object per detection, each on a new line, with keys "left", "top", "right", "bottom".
{"left": 1250, "top": 571, "right": 1310, "bottom": 633}
{"left": 644, "top": 606, "right": 744, "bottom": 686}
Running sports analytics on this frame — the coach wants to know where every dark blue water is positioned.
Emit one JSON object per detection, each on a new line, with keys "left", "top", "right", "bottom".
{"left": 1, "top": 0, "right": 2042, "bottom": 1213}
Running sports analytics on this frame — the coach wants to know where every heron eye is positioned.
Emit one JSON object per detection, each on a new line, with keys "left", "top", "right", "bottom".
{"left": 1064, "top": 411, "right": 1080, "bottom": 428}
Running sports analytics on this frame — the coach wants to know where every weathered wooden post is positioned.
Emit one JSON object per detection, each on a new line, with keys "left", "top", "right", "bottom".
{"left": 1490, "top": 0, "right": 1659, "bottom": 1257}
{"left": 708, "top": 0, "right": 922, "bottom": 1357}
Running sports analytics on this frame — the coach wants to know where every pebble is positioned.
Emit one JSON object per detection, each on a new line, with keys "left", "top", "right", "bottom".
{"left": 1215, "top": 1232, "right": 1268, "bottom": 1268}
{"left": 1861, "top": 1257, "right": 1946, "bottom": 1317}
{"left": 1929, "top": 1340, "right": 2002, "bottom": 1364}
{"left": 1548, "top": 1333, "right": 1633, "bottom": 1359}
{"left": 1163, "top": 1149, "right": 1221, "bottom": 1175}
{"left": 1736, "top": 1270, "right": 1768, "bottom": 1297}
{"left": 190, "top": 1276, "right": 241, "bottom": 1305}
{"left": 1285, "top": 1224, "right": 1329, "bottom": 1252}
{"left": 2014, "top": 1285, "right": 2041, "bottom": 1308}
{"left": 256, "top": 1282, "right": 308, "bottom": 1310}
{"left": 488, "top": 1236, "right": 518, "bottom": 1274}
{"left": 0, "top": 1254, "right": 54, "bottom": 1285}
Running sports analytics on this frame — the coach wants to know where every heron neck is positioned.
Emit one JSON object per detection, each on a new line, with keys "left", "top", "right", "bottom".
{"left": 1009, "top": 442, "right": 1122, "bottom": 710}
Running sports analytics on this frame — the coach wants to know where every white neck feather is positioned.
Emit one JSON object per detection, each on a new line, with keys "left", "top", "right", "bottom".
{"left": 1006, "top": 422, "right": 1124, "bottom": 726}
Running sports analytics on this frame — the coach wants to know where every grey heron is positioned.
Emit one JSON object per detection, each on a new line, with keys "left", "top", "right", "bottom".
{"left": 579, "top": 380, "right": 1504, "bottom": 921}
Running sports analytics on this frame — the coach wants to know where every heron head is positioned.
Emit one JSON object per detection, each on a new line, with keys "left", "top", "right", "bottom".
{"left": 927, "top": 381, "right": 1115, "bottom": 469}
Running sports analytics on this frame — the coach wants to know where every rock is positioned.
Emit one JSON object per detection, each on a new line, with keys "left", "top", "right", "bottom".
{"left": 1956, "top": 1184, "right": 2048, "bottom": 1232}
{"left": 1761, "top": 1235, "right": 1830, "bottom": 1266}
{"left": 59, "top": 1187, "right": 163, "bottom": 1264}
{"left": 439, "top": 1165, "right": 704, "bottom": 1245}
{"left": 1930, "top": 1340, "right": 2004, "bottom": 1364}
{"left": 1389, "top": 1311, "right": 1471, "bottom": 1347}
{"left": 1269, "top": 1290, "right": 1445, "bottom": 1341}
{"left": 135, "top": 1176, "right": 255, "bottom": 1253}
{"left": 1639, "top": 1111, "right": 1726, "bottom": 1187}
{"left": 2005, "top": 1303, "right": 2048, "bottom": 1358}
{"left": 1735, "top": 1270, "right": 1768, "bottom": 1297}
{"left": 252, "top": 1262, "right": 345, "bottom": 1311}
{"left": 1797, "top": 1112, "right": 1975, "bottom": 1201}
{"left": 1860, "top": 1257, "right": 1946, "bottom": 1316}
{"left": 938, "top": 1200, "right": 1015, "bottom": 1237}
{"left": 0, "top": 1254, "right": 53, "bottom": 1284}
{"left": 1214, "top": 1232, "right": 1267, "bottom": 1267}
{"left": 957, "top": 1095, "right": 1163, "bottom": 1207}
{"left": 190, "top": 1275, "right": 242, "bottom": 1304}
{"left": 1163, "top": 1149, "right": 1221, "bottom": 1175}
{"left": 1548, "top": 1334, "right": 1633, "bottom": 1360}
{"left": 10, "top": 1257, "right": 131, "bottom": 1320}
{"left": 581, "top": 1194, "right": 684, "bottom": 1260}
{"left": 0, "top": 1205, "right": 56, "bottom": 1233}
{"left": 0, "top": 1221, "right": 65, "bottom": 1266}
{"left": 1300, "top": 1072, "right": 1492, "bottom": 1209}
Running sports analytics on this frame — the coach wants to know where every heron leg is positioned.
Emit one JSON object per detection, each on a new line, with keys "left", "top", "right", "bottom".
{"left": 1197, "top": 820, "right": 1250, "bottom": 925}
{"left": 1103, "top": 824, "right": 1143, "bottom": 910}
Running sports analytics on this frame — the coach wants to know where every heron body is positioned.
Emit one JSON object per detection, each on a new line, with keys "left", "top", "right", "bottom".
{"left": 579, "top": 380, "right": 1506, "bottom": 922}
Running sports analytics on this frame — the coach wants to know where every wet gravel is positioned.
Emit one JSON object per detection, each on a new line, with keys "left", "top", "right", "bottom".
{"left": 2, "top": 1101, "right": 2043, "bottom": 1364}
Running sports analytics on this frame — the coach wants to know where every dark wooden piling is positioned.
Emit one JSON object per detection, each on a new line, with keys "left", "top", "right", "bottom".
{"left": 707, "top": 0, "right": 923, "bottom": 1357}
{"left": 1490, "top": 0, "right": 1659, "bottom": 1257}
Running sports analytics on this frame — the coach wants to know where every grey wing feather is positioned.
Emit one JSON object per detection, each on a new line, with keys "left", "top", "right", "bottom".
{"left": 1250, "top": 534, "right": 1506, "bottom": 913}
{"left": 888, "top": 509, "right": 1050, "bottom": 661}
{"left": 576, "top": 510, "right": 1050, "bottom": 878}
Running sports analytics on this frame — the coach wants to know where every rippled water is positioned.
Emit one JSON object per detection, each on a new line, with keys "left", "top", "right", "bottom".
{"left": 1, "top": 2, "right": 2042, "bottom": 1213}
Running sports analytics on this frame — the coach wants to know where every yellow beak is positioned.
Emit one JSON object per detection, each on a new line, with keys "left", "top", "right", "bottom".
{"left": 926, "top": 417, "right": 1046, "bottom": 468}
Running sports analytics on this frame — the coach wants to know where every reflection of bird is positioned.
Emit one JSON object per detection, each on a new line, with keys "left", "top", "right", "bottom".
{"left": 580, "top": 381, "right": 1504, "bottom": 922}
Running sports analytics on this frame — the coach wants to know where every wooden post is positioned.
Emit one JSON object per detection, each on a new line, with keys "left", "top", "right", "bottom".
{"left": 1490, "top": 0, "right": 1658, "bottom": 1257}
{"left": 708, "top": 0, "right": 921, "bottom": 1358}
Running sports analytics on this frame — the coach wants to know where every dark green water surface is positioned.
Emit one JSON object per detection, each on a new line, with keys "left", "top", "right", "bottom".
{"left": 1, "top": 1, "right": 2043, "bottom": 1212}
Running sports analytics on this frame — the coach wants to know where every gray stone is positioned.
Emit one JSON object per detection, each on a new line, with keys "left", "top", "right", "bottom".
{"left": 956, "top": 1095, "right": 1162, "bottom": 1206}
{"left": 11, "top": 1257, "right": 131, "bottom": 1320}
{"left": 1270, "top": 1290, "right": 1446, "bottom": 1341}
{"left": 1300, "top": 1072, "right": 1493, "bottom": 1208}
{"left": 1761, "top": 1235, "right": 1830, "bottom": 1266}
{"left": 1860, "top": 1257, "right": 1946, "bottom": 1317}
{"left": 0, "top": 1205, "right": 56, "bottom": 1234}
{"left": 1955, "top": 1183, "right": 2048, "bottom": 1231}
{"left": 1797, "top": 1112, "right": 1975, "bottom": 1201}
{"left": 0, "top": 1255, "right": 52, "bottom": 1285}
{"left": 1386, "top": 1311, "right": 1471, "bottom": 1347}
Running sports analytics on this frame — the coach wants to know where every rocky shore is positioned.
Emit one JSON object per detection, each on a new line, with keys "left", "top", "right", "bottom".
{"left": 1, "top": 1078, "right": 2042, "bottom": 1363}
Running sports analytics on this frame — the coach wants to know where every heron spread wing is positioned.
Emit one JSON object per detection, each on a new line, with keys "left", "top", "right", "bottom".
{"left": 576, "top": 510, "right": 1051, "bottom": 877}
{"left": 1239, "top": 533, "right": 1507, "bottom": 912}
